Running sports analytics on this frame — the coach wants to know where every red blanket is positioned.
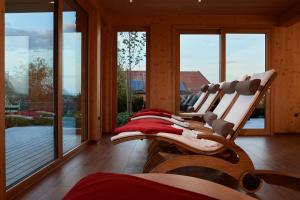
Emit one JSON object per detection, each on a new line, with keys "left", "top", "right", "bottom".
{"left": 127, "top": 118, "right": 173, "bottom": 125}
{"left": 140, "top": 108, "right": 172, "bottom": 114}
{"left": 63, "top": 173, "right": 217, "bottom": 200}
{"left": 133, "top": 111, "right": 172, "bottom": 118}
{"left": 114, "top": 123, "right": 182, "bottom": 135}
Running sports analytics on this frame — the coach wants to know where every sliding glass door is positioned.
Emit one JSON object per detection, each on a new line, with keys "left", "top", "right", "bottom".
{"left": 5, "top": 0, "right": 55, "bottom": 188}
{"left": 179, "top": 33, "right": 220, "bottom": 111}
{"left": 226, "top": 33, "right": 268, "bottom": 131}
{"left": 176, "top": 30, "right": 270, "bottom": 135}
{"left": 116, "top": 31, "right": 147, "bottom": 126}
{"left": 62, "top": 0, "right": 87, "bottom": 153}
{"left": 4, "top": 0, "right": 88, "bottom": 189}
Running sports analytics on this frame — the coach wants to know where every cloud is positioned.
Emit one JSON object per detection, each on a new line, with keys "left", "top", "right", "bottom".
{"left": 5, "top": 26, "right": 53, "bottom": 50}
{"left": 5, "top": 23, "right": 77, "bottom": 50}
{"left": 227, "top": 60, "right": 238, "bottom": 64}
{"left": 63, "top": 23, "right": 76, "bottom": 32}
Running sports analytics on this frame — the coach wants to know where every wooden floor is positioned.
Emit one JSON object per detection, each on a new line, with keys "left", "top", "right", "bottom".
{"left": 6, "top": 126, "right": 81, "bottom": 187}
{"left": 17, "top": 134, "right": 300, "bottom": 200}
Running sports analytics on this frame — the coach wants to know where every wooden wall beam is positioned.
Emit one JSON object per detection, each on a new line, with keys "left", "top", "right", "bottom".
{"left": 88, "top": 9, "right": 102, "bottom": 140}
{"left": 278, "top": 2, "right": 300, "bottom": 27}
{"left": 77, "top": 0, "right": 102, "bottom": 141}
{"left": 0, "top": 0, "right": 6, "bottom": 199}
{"left": 101, "top": 22, "right": 115, "bottom": 133}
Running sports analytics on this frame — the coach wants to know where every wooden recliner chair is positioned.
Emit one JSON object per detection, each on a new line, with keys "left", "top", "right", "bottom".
{"left": 112, "top": 70, "right": 299, "bottom": 193}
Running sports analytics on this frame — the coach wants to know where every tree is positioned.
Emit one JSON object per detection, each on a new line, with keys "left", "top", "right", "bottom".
{"left": 28, "top": 57, "right": 53, "bottom": 98}
{"left": 117, "top": 64, "right": 127, "bottom": 113}
{"left": 5, "top": 72, "right": 16, "bottom": 97}
{"left": 117, "top": 32, "right": 146, "bottom": 113}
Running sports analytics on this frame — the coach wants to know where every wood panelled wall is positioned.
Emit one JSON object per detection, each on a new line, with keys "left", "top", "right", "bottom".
{"left": 100, "top": 14, "right": 278, "bottom": 133}
{"left": 87, "top": 8, "right": 102, "bottom": 141}
{"left": 272, "top": 23, "right": 300, "bottom": 133}
{"left": 100, "top": 13, "right": 300, "bottom": 134}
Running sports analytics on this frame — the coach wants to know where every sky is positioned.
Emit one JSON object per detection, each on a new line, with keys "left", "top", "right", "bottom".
{"left": 5, "top": 11, "right": 81, "bottom": 95}
{"left": 117, "top": 32, "right": 266, "bottom": 85}
{"left": 180, "top": 34, "right": 266, "bottom": 83}
{"left": 5, "top": 12, "right": 266, "bottom": 95}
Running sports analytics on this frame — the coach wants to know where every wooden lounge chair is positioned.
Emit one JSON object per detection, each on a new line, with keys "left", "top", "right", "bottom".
{"left": 183, "top": 84, "right": 210, "bottom": 112}
{"left": 130, "top": 83, "right": 222, "bottom": 128}
{"left": 146, "top": 76, "right": 249, "bottom": 155}
{"left": 111, "top": 69, "right": 279, "bottom": 193}
{"left": 180, "top": 75, "right": 248, "bottom": 120}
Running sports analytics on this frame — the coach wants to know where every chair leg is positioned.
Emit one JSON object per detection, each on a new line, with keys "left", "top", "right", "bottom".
{"left": 249, "top": 170, "right": 300, "bottom": 193}
{"left": 144, "top": 152, "right": 166, "bottom": 173}
{"left": 147, "top": 141, "right": 178, "bottom": 160}
{"left": 148, "top": 140, "right": 160, "bottom": 153}
{"left": 150, "top": 151, "right": 257, "bottom": 192}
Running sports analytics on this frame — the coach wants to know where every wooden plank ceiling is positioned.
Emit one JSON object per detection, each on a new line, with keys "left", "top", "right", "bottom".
{"left": 98, "top": 0, "right": 297, "bottom": 16}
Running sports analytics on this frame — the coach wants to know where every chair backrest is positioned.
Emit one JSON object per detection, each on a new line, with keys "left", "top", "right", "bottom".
{"left": 203, "top": 75, "right": 248, "bottom": 129}
{"left": 223, "top": 69, "right": 277, "bottom": 139}
{"left": 192, "top": 91, "right": 208, "bottom": 111}
{"left": 196, "top": 85, "right": 221, "bottom": 115}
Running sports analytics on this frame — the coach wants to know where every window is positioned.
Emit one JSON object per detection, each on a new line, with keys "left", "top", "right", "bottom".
{"left": 5, "top": 0, "right": 55, "bottom": 187}
{"left": 179, "top": 34, "right": 220, "bottom": 111}
{"left": 226, "top": 34, "right": 266, "bottom": 129}
{"left": 117, "top": 31, "right": 147, "bottom": 126}
{"left": 62, "top": 0, "right": 88, "bottom": 153}
{"left": 4, "top": 0, "right": 88, "bottom": 189}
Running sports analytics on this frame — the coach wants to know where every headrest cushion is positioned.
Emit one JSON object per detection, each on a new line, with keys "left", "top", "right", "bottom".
{"left": 200, "top": 84, "right": 209, "bottom": 92}
{"left": 235, "top": 79, "right": 261, "bottom": 95}
{"left": 203, "top": 111, "right": 218, "bottom": 126}
{"left": 208, "top": 84, "right": 220, "bottom": 94}
{"left": 221, "top": 81, "right": 238, "bottom": 94}
{"left": 212, "top": 119, "right": 234, "bottom": 138}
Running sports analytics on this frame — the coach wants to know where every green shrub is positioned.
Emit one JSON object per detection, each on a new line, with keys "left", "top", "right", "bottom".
{"left": 5, "top": 115, "right": 53, "bottom": 129}
{"left": 117, "top": 112, "right": 133, "bottom": 127}
{"left": 132, "top": 95, "right": 145, "bottom": 112}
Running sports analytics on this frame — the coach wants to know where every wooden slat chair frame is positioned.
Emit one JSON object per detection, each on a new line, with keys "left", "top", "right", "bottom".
{"left": 112, "top": 70, "right": 279, "bottom": 193}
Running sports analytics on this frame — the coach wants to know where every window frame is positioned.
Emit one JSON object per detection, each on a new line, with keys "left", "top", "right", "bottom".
{"left": 1, "top": 0, "right": 91, "bottom": 198}
{"left": 222, "top": 29, "right": 272, "bottom": 136}
{"left": 174, "top": 27, "right": 272, "bottom": 135}
{"left": 174, "top": 28, "right": 223, "bottom": 114}
{"left": 112, "top": 27, "right": 150, "bottom": 128}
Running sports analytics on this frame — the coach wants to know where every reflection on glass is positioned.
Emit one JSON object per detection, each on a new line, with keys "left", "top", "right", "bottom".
{"left": 179, "top": 34, "right": 220, "bottom": 112}
{"left": 5, "top": 0, "right": 54, "bottom": 188}
{"left": 117, "top": 32, "right": 147, "bottom": 126}
{"left": 62, "top": 1, "right": 87, "bottom": 153}
{"left": 226, "top": 34, "right": 266, "bottom": 129}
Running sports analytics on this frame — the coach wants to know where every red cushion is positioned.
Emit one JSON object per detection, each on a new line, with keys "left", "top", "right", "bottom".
{"left": 133, "top": 111, "right": 172, "bottom": 118}
{"left": 127, "top": 118, "right": 173, "bottom": 125}
{"left": 140, "top": 108, "right": 172, "bottom": 114}
{"left": 63, "top": 173, "right": 217, "bottom": 200}
{"left": 114, "top": 123, "right": 182, "bottom": 135}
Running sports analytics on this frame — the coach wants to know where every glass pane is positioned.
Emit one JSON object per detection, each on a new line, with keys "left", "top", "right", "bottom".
{"left": 63, "top": 1, "right": 87, "bottom": 153}
{"left": 5, "top": 0, "right": 55, "bottom": 188}
{"left": 180, "top": 34, "right": 220, "bottom": 111}
{"left": 226, "top": 34, "right": 266, "bottom": 129}
{"left": 117, "top": 32, "right": 147, "bottom": 126}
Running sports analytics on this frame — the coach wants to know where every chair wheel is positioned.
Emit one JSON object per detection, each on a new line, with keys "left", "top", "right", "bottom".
{"left": 239, "top": 172, "right": 263, "bottom": 193}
